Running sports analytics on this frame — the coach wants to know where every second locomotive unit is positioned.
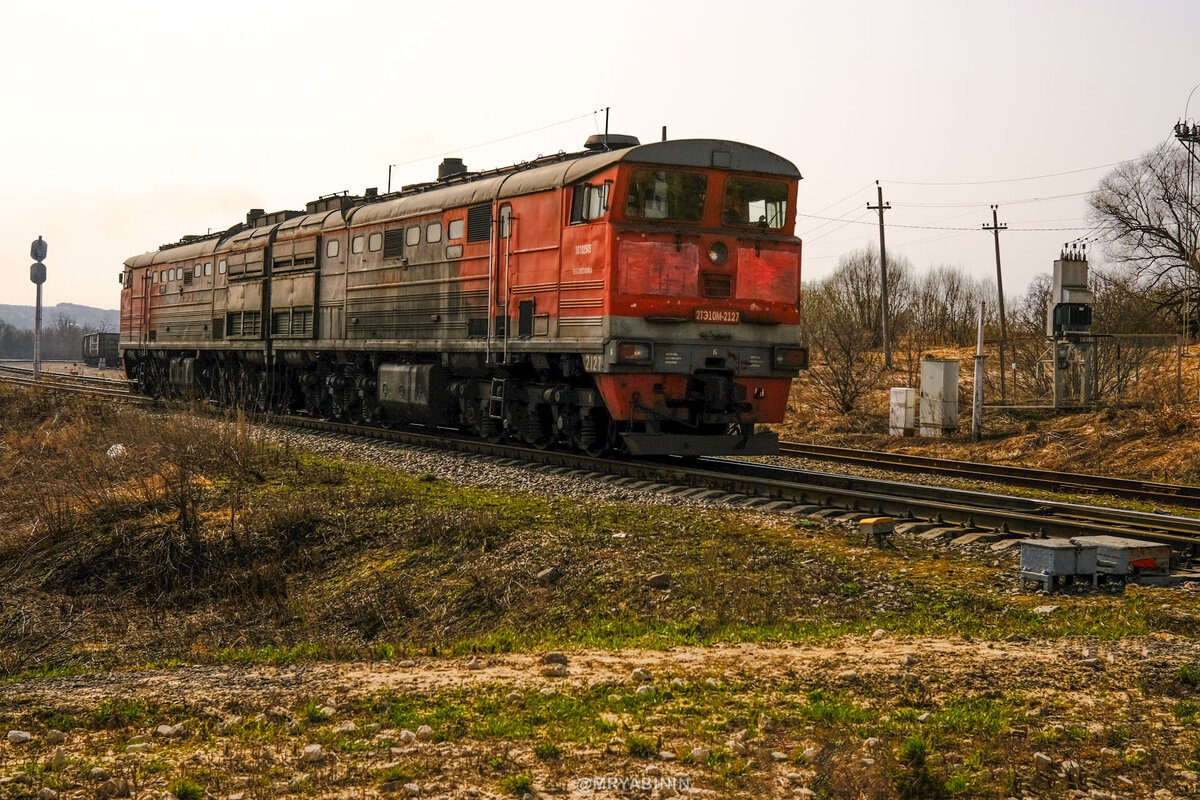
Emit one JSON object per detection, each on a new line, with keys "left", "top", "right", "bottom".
{"left": 82, "top": 332, "right": 120, "bottom": 368}
{"left": 119, "top": 134, "right": 807, "bottom": 455}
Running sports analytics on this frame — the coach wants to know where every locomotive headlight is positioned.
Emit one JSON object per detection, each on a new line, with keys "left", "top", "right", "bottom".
{"left": 708, "top": 241, "right": 729, "bottom": 265}
{"left": 773, "top": 346, "right": 809, "bottom": 370}
{"left": 616, "top": 341, "right": 653, "bottom": 365}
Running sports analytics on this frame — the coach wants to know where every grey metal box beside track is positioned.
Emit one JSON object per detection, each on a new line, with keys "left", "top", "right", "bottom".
{"left": 1069, "top": 535, "right": 1171, "bottom": 576}
{"left": 1019, "top": 540, "right": 1097, "bottom": 576}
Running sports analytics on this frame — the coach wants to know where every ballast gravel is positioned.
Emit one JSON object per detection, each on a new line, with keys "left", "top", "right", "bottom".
{"left": 262, "top": 428, "right": 741, "bottom": 510}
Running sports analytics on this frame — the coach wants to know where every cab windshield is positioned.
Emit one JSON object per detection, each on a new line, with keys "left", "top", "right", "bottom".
{"left": 624, "top": 168, "right": 707, "bottom": 222}
{"left": 722, "top": 178, "right": 788, "bottom": 229}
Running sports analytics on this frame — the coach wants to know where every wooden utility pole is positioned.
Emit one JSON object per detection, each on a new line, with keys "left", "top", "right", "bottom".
{"left": 973, "top": 301, "right": 986, "bottom": 440}
{"left": 868, "top": 181, "right": 892, "bottom": 368}
{"left": 982, "top": 205, "right": 1008, "bottom": 402}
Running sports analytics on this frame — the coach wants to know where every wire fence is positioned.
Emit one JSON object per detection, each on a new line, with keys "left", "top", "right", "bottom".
{"left": 983, "top": 334, "right": 1188, "bottom": 408}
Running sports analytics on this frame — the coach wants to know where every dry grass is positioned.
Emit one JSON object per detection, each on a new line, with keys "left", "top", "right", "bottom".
{"left": 778, "top": 343, "right": 1200, "bottom": 482}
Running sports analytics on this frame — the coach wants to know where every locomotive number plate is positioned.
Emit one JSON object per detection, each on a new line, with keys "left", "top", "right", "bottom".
{"left": 695, "top": 308, "right": 740, "bottom": 324}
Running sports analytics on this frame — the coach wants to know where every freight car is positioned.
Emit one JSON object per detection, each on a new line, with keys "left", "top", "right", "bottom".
{"left": 119, "top": 135, "right": 807, "bottom": 455}
{"left": 81, "top": 331, "right": 119, "bottom": 368}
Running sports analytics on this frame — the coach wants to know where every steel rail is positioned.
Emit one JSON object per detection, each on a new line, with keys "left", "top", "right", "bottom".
{"left": 778, "top": 441, "right": 1200, "bottom": 509}
{"left": 3, "top": 375, "right": 1197, "bottom": 556}
{"left": 700, "top": 457, "right": 1200, "bottom": 553}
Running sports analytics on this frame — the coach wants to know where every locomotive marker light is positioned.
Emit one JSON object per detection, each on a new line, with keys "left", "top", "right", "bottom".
{"left": 29, "top": 236, "right": 47, "bottom": 380}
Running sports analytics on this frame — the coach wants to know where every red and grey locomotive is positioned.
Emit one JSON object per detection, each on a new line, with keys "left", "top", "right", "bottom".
{"left": 119, "top": 135, "right": 807, "bottom": 455}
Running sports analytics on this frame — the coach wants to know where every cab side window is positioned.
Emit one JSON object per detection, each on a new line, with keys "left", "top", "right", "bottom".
{"left": 570, "top": 183, "right": 610, "bottom": 224}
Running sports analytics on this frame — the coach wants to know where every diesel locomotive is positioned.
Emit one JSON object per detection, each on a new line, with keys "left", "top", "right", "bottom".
{"left": 119, "top": 135, "right": 807, "bottom": 455}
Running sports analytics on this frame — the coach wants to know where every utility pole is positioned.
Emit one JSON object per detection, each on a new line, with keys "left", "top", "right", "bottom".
{"left": 868, "top": 181, "right": 892, "bottom": 369}
{"left": 1175, "top": 121, "right": 1200, "bottom": 342}
{"left": 973, "top": 301, "right": 986, "bottom": 440}
{"left": 982, "top": 205, "right": 1008, "bottom": 402}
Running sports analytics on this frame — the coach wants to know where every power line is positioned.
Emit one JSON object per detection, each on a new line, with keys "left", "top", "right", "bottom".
{"left": 388, "top": 111, "right": 600, "bottom": 168}
{"left": 802, "top": 209, "right": 873, "bottom": 241}
{"left": 795, "top": 211, "right": 1089, "bottom": 232}
{"left": 803, "top": 228, "right": 975, "bottom": 260}
{"left": 797, "top": 207, "right": 868, "bottom": 238}
{"left": 799, "top": 182, "right": 876, "bottom": 218}
{"left": 890, "top": 229, "right": 977, "bottom": 249}
{"left": 885, "top": 159, "right": 1135, "bottom": 187}
{"left": 892, "top": 191, "right": 1093, "bottom": 209}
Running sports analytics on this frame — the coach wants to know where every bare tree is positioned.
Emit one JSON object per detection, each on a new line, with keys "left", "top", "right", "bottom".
{"left": 1088, "top": 142, "right": 1200, "bottom": 316}
{"left": 802, "top": 272, "right": 887, "bottom": 414}
{"left": 819, "top": 244, "right": 915, "bottom": 348}
{"left": 910, "top": 266, "right": 993, "bottom": 346}
{"left": 1091, "top": 268, "right": 1174, "bottom": 335}
{"left": 1013, "top": 273, "right": 1052, "bottom": 336}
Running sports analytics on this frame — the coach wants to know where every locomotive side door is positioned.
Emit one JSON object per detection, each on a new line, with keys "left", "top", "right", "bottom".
{"left": 501, "top": 192, "right": 560, "bottom": 348}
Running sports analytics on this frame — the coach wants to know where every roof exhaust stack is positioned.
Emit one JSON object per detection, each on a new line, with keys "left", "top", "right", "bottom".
{"left": 438, "top": 158, "right": 467, "bottom": 181}
{"left": 246, "top": 208, "right": 265, "bottom": 225}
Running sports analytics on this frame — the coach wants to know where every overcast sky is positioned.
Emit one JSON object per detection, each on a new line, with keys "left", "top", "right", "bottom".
{"left": 2, "top": 0, "right": 1197, "bottom": 312}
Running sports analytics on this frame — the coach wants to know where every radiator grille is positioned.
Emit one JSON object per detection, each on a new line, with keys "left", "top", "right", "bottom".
{"left": 467, "top": 204, "right": 492, "bottom": 242}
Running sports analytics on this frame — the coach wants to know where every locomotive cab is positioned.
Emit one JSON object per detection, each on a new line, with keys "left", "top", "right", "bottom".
{"left": 583, "top": 144, "right": 806, "bottom": 455}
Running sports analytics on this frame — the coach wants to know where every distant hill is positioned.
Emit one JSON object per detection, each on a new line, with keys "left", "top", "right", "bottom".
{"left": 0, "top": 303, "right": 119, "bottom": 332}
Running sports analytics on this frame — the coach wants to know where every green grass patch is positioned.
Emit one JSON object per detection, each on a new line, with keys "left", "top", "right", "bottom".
{"left": 1179, "top": 663, "right": 1200, "bottom": 686}
{"left": 299, "top": 700, "right": 330, "bottom": 723}
{"left": 499, "top": 773, "right": 534, "bottom": 795}
{"left": 90, "top": 698, "right": 160, "bottom": 729}
{"left": 533, "top": 742, "right": 562, "bottom": 760}
{"left": 626, "top": 734, "right": 656, "bottom": 758}
{"left": 372, "top": 763, "right": 427, "bottom": 783}
{"left": 168, "top": 779, "right": 205, "bottom": 800}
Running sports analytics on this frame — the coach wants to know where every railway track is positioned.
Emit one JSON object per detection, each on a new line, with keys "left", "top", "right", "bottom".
{"left": 272, "top": 416, "right": 1200, "bottom": 558}
{"left": 0, "top": 364, "right": 142, "bottom": 402}
{"left": 3, "top": 371, "right": 1199, "bottom": 558}
{"left": 777, "top": 441, "right": 1200, "bottom": 509}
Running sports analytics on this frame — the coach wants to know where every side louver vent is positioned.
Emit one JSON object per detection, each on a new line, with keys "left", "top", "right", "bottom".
{"left": 467, "top": 204, "right": 492, "bottom": 243}
{"left": 384, "top": 229, "right": 405, "bottom": 259}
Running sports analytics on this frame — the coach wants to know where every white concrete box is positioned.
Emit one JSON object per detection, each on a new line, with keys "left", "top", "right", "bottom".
{"left": 889, "top": 387, "right": 916, "bottom": 436}
{"left": 919, "top": 358, "right": 959, "bottom": 436}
